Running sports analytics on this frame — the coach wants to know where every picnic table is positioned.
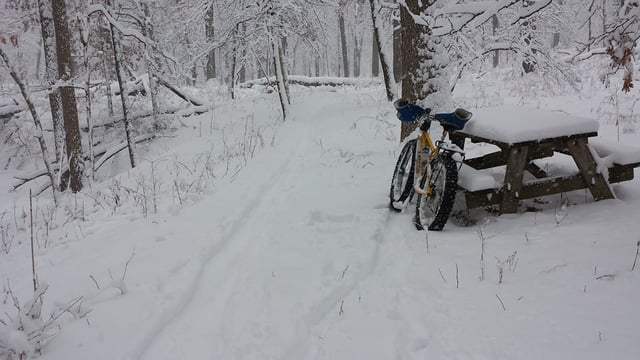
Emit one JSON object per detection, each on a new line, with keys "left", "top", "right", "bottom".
{"left": 450, "top": 105, "right": 640, "bottom": 213}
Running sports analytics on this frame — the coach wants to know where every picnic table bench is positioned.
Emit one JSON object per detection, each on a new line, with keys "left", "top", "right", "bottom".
{"left": 450, "top": 105, "right": 640, "bottom": 213}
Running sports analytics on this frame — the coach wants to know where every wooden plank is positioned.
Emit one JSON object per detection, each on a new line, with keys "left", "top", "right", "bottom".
{"left": 459, "top": 131, "right": 598, "bottom": 148}
{"left": 449, "top": 132, "right": 466, "bottom": 150}
{"left": 464, "top": 151, "right": 505, "bottom": 169}
{"left": 500, "top": 145, "right": 529, "bottom": 213}
{"left": 526, "top": 162, "right": 550, "bottom": 179}
{"left": 464, "top": 174, "right": 589, "bottom": 209}
{"left": 608, "top": 163, "right": 637, "bottom": 183}
{"left": 464, "top": 146, "right": 553, "bottom": 171}
{"left": 566, "top": 138, "right": 614, "bottom": 200}
{"left": 465, "top": 189, "right": 500, "bottom": 208}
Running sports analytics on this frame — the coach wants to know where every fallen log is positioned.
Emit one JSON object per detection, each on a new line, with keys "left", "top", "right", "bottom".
{"left": 239, "top": 75, "right": 382, "bottom": 89}
{"left": 156, "top": 77, "right": 208, "bottom": 107}
{"left": 13, "top": 133, "right": 156, "bottom": 191}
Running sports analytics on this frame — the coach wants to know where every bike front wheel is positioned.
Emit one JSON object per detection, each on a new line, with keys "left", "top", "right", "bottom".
{"left": 414, "top": 154, "right": 458, "bottom": 231}
{"left": 389, "top": 139, "right": 416, "bottom": 212}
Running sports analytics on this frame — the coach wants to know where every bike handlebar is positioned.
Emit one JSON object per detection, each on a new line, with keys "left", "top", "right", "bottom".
{"left": 394, "top": 98, "right": 472, "bottom": 132}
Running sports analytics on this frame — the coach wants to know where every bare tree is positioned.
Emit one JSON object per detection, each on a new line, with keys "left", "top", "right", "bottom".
{"left": 52, "top": 0, "right": 83, "bottom": 192}
{"left": 0, "top": 47, "right": 57, "bottom": 203}
{"left": 369, "top": 0, "right": 395, "bottom": 101}
{"left": 338, "top": 2, "right": 350, "bottom": 77}
{"left": 102, "top": 0, "right": 136, "bottom": 168}
{"left": 205, "top": 2, "right": 216, "bottom": 80}
{"left": 36, "top": 0, "right": 64, "bottom": 164}
{"left": 399, "top": 0, "right": 431, "bottom": 141}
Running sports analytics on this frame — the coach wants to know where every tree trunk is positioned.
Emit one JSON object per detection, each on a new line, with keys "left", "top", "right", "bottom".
{"left": 369, "top": 0, "right": 394, "bottom": 101}
{"left": 231, "top": 38, "right": 237, "bottom": 99}
{"left": 142, "top": 3, "right": 159, "bottom": 129}
{"left": 338, "top": 12, "right": 350, "bottom": 78}
{"left": 279, "top": 38, "right": 290, "bottom": 103}
{"left": 52, "top": 0, "right": 83, "bottom": 192}
{"left": 238, "top": 29, "right": 246, "bottom": 84}
{"left": 0, "top": 47, "right": 57, "bottom": 203}
{"left": 371, "top": 28, "right": 380, "bottom": 77}
{"left": 205, "top": 4, "right": 216, "bottom": 80}
{"left": 400, "top": 0, "right": 430, "bottom": 141}
{"left": 36, "top": 0, "right": 64, "bottom": 164}
{"left": 273, "top": 40, "right": 289, "bottom": 120}
{"left": 393, "top": 17, "right": 403, "bottom": 83}
{"left": 492, "top": 14, "right": 500, "bottom": 66}
{"left": 353, "top": 32, "right": 362, "bottom": 77}
{"left": 78, "top": 17, "right": 95, "bottom": 181}
{"left": 103, "top": 53, "right": 114, "bottom": 117}
{"left": 106, "top": 0, "right": 135, "bottom": 168}
{"left": 521, "top": 0, "right": 537, "bottom": 73}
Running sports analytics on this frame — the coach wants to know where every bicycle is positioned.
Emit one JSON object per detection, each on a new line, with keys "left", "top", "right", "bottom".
{"left": 388, "top": 99, "right": 472, "bottom": 231}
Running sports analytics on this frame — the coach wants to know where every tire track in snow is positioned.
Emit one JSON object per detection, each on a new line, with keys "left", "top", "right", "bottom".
{"left": 281, "top": 211, "right": 394, "bottom": 359}
{"left": 133, "top": 126, "right": 309, "bottom": 360}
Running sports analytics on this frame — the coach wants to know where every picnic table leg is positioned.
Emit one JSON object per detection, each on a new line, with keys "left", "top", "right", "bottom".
{"left": 500, "top": 145, "right": 529, "bottom": 214}
{"left": 567, "top": 138, "right": 614, "bottom": 201}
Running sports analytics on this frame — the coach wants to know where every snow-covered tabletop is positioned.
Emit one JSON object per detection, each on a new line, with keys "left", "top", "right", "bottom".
{"left": 460, "top": 105, "right": 599, "bottom": 144}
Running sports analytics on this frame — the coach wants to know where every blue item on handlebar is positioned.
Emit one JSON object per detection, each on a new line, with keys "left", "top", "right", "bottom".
{"left": 394, "top": 99, "right": 426, "bottom": 122}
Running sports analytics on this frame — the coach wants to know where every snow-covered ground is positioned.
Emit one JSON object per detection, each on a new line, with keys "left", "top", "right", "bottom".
{"left": 1, "top": 82, "right": 639, "bottom": 359}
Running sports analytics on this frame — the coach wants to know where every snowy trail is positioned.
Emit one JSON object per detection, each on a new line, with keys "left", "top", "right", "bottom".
{"left": 136, "top": 92, "right": 397, "bottom": 359}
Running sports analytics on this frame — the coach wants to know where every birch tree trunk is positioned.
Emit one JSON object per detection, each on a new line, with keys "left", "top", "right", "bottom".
{"left": 0, "top": 47, "right": 57, "bottom": 203}
{"left": 278, "top": 38, "right": 290, "bottom": 104}
{"left": 36, "top": 0, "right": 64, "bottom": 164}
{"left": 52, "top": 0, "right": 83, "bottom": 192}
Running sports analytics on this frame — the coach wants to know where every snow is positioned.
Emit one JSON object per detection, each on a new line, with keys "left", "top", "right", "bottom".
{"left": 458, "top": 163, "right": 501, "bottom": 191}
{"left": 462, "top": 105, "right": 600, "bottom": 144}
{"left": 1, "top": 84, "right": 640, "bottom": 360}
{"left": 589, "top": 139, "right": 640, "bottom": 166}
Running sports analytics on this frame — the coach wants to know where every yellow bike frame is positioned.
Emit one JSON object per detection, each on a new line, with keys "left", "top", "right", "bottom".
{"left": 414, "top": 130, "right": 449, "bottom": 196}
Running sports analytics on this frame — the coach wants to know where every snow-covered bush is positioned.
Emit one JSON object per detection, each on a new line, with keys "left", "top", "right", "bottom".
{"left": 0, "top": 284, "right": 50, "bottom": 359}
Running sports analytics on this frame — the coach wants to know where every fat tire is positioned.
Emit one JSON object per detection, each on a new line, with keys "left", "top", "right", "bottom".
{"left": 389, "top": 139, "right": 416, "bottom": 212}
{"left": 414, "top": 154, "right": 458, "bottom": 231}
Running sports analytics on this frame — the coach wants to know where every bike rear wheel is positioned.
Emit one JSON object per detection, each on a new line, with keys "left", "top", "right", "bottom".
{"left": 414, "top": 154, "right": 458, "bottom": 231}
{"left": 389, "top": 139, "right": 416, "bottom": 212}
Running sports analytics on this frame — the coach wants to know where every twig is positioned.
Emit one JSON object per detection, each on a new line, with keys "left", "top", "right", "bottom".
{"left": 438, "top": 268, "right": 446, "bottom": 283}
{"left": 338, "top": 300, "right": 344, "bottom": 316}
{"left": 632, "top": 240, "right": 640, "bottom": 271}
{"left": 595, "top": 274, "right": 615, "bottom": 281}
{"left": 30, "top": 189, "right": 37, "bottom": 292}
{"left": 542, "top": 264, "right": 567, "bottom": 274}
{"left": 122, "top": 249, "right": 136, "bottom": 281}
{"left": 89, "top": 275, "right": 100, "bottom": 290}
{"left": 456, "top": 264, "right": 459, "bottom": 289}
{"left": 341, "top": 265, "right": 349, "bottom": 279}
{"left": 495, "top": 293, "right": 506, "bottom": 311}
